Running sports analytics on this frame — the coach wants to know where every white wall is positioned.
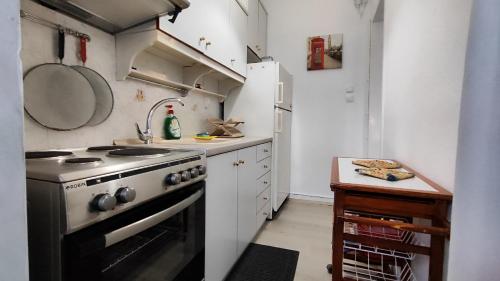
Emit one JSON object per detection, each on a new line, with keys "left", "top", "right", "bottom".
{"left": 382, "top": 0, "right": 473, "bottom": 279}
{"left": 367, "top": 19, "right": 383, "bottom": 158}
{"left": 262, "top": 0, "right": 379, "bottom": 199}
{"left": 22, "top": 0, "right": 220, "bottom": 150}
{"left": 448, "top": 0, "right": 500, "bottom": 279}
{"left": 0, "top": 1, "right": 30, "bottom": 280}
{"left": 382, "top": 0, "right": 472, "bottom": 192}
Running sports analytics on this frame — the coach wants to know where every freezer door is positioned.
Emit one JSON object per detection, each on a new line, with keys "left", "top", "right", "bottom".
{"left": 275, "top": 63, "right": 293, "bottom": 111}
{"left": 272, "top": 108, "right": 292, "bottom": 212}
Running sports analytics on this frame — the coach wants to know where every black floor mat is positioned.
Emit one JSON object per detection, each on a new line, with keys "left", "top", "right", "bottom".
{"left": 225, "top": 243, "right": 299, "bottom": 281}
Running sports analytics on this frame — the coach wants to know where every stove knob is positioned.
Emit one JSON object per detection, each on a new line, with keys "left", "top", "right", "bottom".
{"left": 166, "top": 173, "right": 181, "bottom": 185}
{"left": 115, "top": 187, "right": 136, "bottom": 203}
{"left": 190, "top": 168, "right": 200, "bottom": 178}
{"left": 180, "top": 170, "right": 192, "bottom": 182}
{"left": 197, "top": 165, "right": 207, "bottom": 175}
{"left": 91, "top": 193, "right": 117, "bottom": 212}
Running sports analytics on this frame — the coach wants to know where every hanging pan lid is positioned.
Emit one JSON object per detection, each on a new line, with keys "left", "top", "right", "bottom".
{"left": 23, "top": 29, "right": 96, "bottom": 131}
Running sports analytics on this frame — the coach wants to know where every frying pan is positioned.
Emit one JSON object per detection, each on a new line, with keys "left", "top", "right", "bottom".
{"left": 71, "top": 37, "right": 114, "bottom": 126}
{"left": 24, "top": 29, "right": 96, "bottom": 131}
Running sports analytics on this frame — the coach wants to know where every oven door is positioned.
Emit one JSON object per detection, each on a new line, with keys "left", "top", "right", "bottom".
{"left": 63, "top": 182, "right": 205, "bottom": 281}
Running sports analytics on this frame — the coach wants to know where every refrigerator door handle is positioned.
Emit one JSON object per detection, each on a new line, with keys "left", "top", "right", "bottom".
{"left": 275, "top": 109, "right": 283, "bottom": 133}
{"left": 276, "top": 82, "right": 284, "bottom": 104}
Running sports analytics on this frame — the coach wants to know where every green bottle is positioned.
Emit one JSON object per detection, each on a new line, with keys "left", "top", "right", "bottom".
{"left": 163, "top": 105, "right": 181, "bottom": 140}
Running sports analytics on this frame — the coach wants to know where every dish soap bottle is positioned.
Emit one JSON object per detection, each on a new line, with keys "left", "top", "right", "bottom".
{"left": 163, "top": 105, "right": 181, "bottom": 140}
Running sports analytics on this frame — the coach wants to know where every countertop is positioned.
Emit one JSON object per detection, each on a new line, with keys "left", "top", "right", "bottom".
{"left": 114, "top": 136, "right": 273, "bottom": 157}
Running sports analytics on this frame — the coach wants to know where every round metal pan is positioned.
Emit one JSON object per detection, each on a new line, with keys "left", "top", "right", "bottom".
{"left": 71, "top": 37, "right": 114, "bottom": 126}
{"left": 23, "top": 29, "right": 95, "bottom": 131}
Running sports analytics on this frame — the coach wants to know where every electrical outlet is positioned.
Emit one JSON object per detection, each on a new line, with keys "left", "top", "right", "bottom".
{"left": 136, "top": 89, "right": 145, "bottom": 102}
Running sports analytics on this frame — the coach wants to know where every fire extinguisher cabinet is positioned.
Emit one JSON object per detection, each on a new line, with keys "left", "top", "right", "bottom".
{"left": 310, "top": 37, "right": 325, "bottom": 70}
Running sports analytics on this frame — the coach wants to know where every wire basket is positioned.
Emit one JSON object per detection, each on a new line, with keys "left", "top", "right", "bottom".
{"left": 343, "top": 252, "right": 417, "bottom": 281}
{"left": 344, "top": 212, "right": 418, "bottom": 260}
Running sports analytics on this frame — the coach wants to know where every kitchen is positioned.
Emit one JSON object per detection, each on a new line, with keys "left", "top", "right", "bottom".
{"left": 1, "top": 0, "right": 499, "bottom": 281}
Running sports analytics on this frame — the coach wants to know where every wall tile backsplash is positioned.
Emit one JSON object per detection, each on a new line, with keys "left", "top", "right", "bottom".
{"left": 21, "top": 0, "right": 220, "bottom": 150}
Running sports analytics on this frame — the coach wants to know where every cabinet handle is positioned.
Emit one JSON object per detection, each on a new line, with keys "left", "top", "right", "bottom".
{"left": 263, "top": 149, "right": 269, "bottom": 153}
{"left": 233, "top": 162, "right": 239, "bottom": 166}
{"left": 231, "top": 59, "right": 236, "bottom": 64}
{"left": 199, "top": 36, "right": 206, "bottom": 42}
{"left": 263, "top": 181, "right": 268, "bottom": 185}
{"left": 263, "top": 197, "right": 268, "bottom": 200}
{"left": 263, "top": 165, "right": 268, "bottom": 169}
{"left": 205, "top": 41, "right": 212, "bottom": 48}
{"left": 238, "top": 160, "right": 245, "bottom": 164}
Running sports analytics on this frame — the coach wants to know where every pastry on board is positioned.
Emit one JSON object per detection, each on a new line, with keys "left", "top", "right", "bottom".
{"left": 355, "top": 168, "right": 415, "bottom": 182}
{"left": 352, "top": 159, "right": 402, "bottom": 169}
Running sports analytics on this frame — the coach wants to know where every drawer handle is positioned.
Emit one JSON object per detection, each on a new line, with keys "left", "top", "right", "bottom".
{"left": 263, "top": 165, "right": 268, "bottom": 169}
{"left": 263, "top": 197, "right": 268, "bottom": 200}
{"left": 263, "top": 149, "right": 269, "bottom": 153}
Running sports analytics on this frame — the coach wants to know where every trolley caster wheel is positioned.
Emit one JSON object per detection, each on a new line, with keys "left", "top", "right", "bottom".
{"left": 326, "top": 264, "right": 333, "bottom": 274}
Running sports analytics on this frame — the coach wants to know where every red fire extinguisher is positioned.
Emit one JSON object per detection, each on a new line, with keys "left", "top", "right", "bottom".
{"left": 310, "top": 37, "right": 325, "bottom": 70}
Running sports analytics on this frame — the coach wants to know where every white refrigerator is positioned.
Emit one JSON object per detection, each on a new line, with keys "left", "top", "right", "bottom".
{"left": 224, "top": 61, "right": 293, "bottom": 215}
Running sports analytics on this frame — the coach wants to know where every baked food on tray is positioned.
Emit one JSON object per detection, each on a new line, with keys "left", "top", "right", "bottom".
{"left": 355, "top": 168, "right": 415, "bottom": 182}
{"left": 352, "top": 159, "right": 401, "bottom": 169}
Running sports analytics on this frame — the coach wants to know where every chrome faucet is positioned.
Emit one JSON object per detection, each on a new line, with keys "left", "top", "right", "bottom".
{"left": 136, "top": 98, "right": 185, "bottom": 144}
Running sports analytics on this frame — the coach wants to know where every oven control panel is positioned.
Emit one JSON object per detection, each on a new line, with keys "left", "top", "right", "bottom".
{"left": 63, "top": 156, "right": 207, "bottom": 234}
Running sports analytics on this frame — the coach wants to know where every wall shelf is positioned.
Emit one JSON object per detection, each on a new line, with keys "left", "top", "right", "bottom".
{"left": 128, "top": 70, "right": 227, "bottom": 100}
{"left": 116, "top": 21, "right": 245, "bottom": 101}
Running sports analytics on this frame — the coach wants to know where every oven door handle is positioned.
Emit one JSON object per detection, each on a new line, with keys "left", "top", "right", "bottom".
{"left": 104, "top": 189, "right": 204, "bottom": 248}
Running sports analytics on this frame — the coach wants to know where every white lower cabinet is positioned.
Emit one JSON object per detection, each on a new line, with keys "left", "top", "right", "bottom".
{"left": 205, "top": 142, "right": 272, "bottom": 281}
{"left": 205, "top": 151, "right": 238, "bottom": 281}
{"left": 236, "top": 147, "right": 258, "bottom": 256}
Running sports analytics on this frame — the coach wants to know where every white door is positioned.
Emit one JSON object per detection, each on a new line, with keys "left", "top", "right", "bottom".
{"left": 158, "top": 0, "right": 207, "bottom": 52}
{"left": 228, "top": 0, "right": 248, "bottom": 76}
{"left": 204, "top": 0, "right": 231, "bottom": 64}
{"left": 236, "top": 146, "right": 257, "bottom": 256}
{"left": 276, "top": 63, "right": 294, "bottom": 111}
{"left": 205, "top": 151, "right": 238, "bottom": 281}
{"left": 272, "top": 108, "right": 292, "bottom": 212}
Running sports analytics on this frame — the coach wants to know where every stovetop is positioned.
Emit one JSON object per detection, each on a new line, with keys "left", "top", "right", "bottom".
{"left": 26, "top": 146, "right": 204, "bottom": 183}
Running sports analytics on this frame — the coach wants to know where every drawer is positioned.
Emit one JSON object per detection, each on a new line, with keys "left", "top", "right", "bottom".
{"left": 256, "top": 142, "right": 272, "bottom": 161}
{"left": 257, "top": 202, "right": 271, "bottom": 230}
{"left": 256, "top": 157, "right": 272, "bottom": 178}
{"left": 257, "top": 186, "right": 271, "bottom": 213}
{"left": 256, "top": 171, "right": 271, "bottom": 196}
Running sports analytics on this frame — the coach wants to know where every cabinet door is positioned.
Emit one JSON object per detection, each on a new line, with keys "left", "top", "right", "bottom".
{"left": 228, "top": 0, "right": 248, "bottom": 76}
{"left": 205, "top": 151, "right": 238, "bottom": 281}
{"left": 247, "top": 0, "right": 259, "bottom": 55}
{"left": 203, "top": 0, "right": 231, "bottom": 64}
{"left": 158, "top": 0, "right": 207, "bottom": 52}
{"left": 257, "top": 1, "right": 267, "bottom": 57}
{"left": 236, "top": 146, "right": 258, "bottom": 256}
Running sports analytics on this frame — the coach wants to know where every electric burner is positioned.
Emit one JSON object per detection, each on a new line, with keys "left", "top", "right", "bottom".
{"left": 108, "top": 148, "right": 171, "bottom": 157}
{"left": 26, "top": 151, "right": 74, "bottom": 159}
{"left": 65, "top": 157, "right": 103, "bottom": 164}
{"left": 87, "top": 145, "right": 129, "bottom": 151}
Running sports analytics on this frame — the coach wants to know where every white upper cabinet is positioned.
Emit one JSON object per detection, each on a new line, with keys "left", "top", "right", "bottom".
{"left": 228, "top": 0, "right": 248, "bottom": 75}
{"left": 159, "top": 0, "right": 207, "bottom": 52}
{"left": 257, "top": 1, "right": 268, "bottom": 57}
{"left": 158, "top": 0, "right": 247, "bottom": 77}
{"left": 247, "top": 0, "right": 267, "bottom": 58}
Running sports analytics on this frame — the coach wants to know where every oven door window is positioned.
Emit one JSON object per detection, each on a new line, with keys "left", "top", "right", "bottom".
{"left": 64, "top": 183, "right": 205, "bottom": 281}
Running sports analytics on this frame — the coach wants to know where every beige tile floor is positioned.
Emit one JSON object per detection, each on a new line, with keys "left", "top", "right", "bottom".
{"left": 254, "top": 199, "right": 333, "bottom": 281}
